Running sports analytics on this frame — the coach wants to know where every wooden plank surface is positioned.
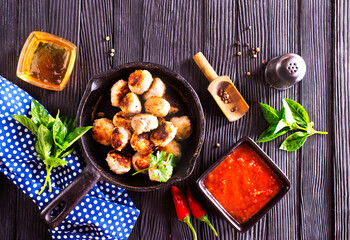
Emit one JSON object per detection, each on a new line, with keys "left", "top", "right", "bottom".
{"left": 299, "top": 0, "right": 333, "bottom": 239}
{"left": 0, "top": 0, "right": 20, "bottom": 239}
{"left": 262, "top": 1, "right": 300, "bottom": 239}
{"left": 333, "top": 0, "right": 350, "bottom": 239}
{"left": 0, "top": 0, "right": 349, "bottom": 239}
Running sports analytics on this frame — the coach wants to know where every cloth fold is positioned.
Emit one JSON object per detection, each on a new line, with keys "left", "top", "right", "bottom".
{"left": 0, "top": 76, "right": 139, "bottom": 240}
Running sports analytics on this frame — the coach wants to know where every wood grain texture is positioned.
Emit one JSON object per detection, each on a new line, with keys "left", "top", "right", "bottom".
{"left": 299, "top": 0, "right": 333, "bottom": 239}
{"left": 262, "top": 1, "right": 300, "bottom": 240}
{"left": 333, "top": 0, "right": 350, "bottom": 239}
{"left": 79, "top": 0, "right": 113, "bottom": 85}
{"left": 0, "top": 0, "right": 349, "bottom": 239}
{"left": 0, "top": 175, "right": 16, "bottom": 240}
{"left": 0, "top": 1, "right": 19, "bottom": 239}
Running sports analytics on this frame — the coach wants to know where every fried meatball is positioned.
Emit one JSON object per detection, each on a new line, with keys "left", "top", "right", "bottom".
{"left": 92, "top": 118, "right": 114, "bottom": 146}
{"left": 130, "top": 132, "right": 155, "bottom": 155}
{"left": 170, "top": 116, "right": 192, "bottom": 141}
{"left": 105, "top": 150, "right": 131, "bottom": 175}
{"left": 110, "top": 127, "right": 131, "bottom": 151}
{"left": 132, "top": 152, "right": 150, "bottom": 174}
{"left": 128, "top": 69, "right": 153, "bottom": 95}
{"left": 131, "top": 113, "right": 158, "bottom": 134}
{"left": 113, "top": 111, "right": 132, "bottom": 130}
{"left": 144, "top": 96, "right": 171, "bottom": 117}
{"left": 159, "top": 140, "right": 182, "bottom": 158}
{"left": 110, "top": 79, "right": 130, "bottom": 107}
{"left": 150, "top": 121, "right": 177, "bottom": 147}
{"left": 142, "top": 77, "right": 166, "bottom": 101}
{"left": 119, "top": 92, "right": 142, "bottom": 115}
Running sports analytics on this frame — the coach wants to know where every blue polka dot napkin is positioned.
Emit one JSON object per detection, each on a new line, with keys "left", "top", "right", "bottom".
{"left": 0, "top": 76, "right": 140, "bottom": 240}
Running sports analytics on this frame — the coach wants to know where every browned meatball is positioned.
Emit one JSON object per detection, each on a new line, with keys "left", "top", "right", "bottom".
{"left": 144, "top": 96, "right": 170, "bottom": 117}
{"left": 128, "top": 70, "right": 153, "bottom": 95}
{"left": 130, "top": 132, "right": 155, "bottom": 155}
{"left": 131, "top": 113, "right": 158, "bottom": 134}
{"left": 150, "top": 121, "right": 177, "bottom": 147}
{"left": 170, "top": 116, "right": 192, "bottom": 141}
{"left": 110, "top": 127, "right": 131, "bottom": 151}
{"left": 110, "top": 79, "right": 130, "bottom": 107}
{"left": 113, "top": 111, "right": 132, "bottom": 131}
{"left": 91, "top": 118, "right": 114, "bottom": 146}
{"left": 142, "top": 77, "right": 166, "bottom": 101}
{"left": 105, "top": 150, "right": 131, "bottom": 175}
{"left": 119, "top": 92, "right": 142, "bottom": 115}
{"left": 132, "top": 152, "right": 151, "bottom": 174}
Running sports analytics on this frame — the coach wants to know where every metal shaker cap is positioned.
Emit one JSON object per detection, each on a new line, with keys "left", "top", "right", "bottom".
{"left": 265, "top": 53, "right": 306, "bottom": 90}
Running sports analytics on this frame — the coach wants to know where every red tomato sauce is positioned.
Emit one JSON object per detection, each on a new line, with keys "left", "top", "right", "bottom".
{"left": 204, "top": 144, "right": 282, "bottom": 223}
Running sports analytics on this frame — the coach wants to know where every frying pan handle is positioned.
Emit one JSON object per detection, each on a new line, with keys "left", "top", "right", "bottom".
{"left": 40, "top": 164, "right": 100, "bottom": 229}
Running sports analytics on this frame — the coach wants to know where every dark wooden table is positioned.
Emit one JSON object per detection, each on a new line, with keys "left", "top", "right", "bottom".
{"left": 1, "top": 0, "right": 349, "bottom": 239}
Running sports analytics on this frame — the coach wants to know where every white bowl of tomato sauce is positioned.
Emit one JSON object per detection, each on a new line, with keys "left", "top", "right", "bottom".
{"left": 197, "top": 136, "right": 290, "bottom": 232}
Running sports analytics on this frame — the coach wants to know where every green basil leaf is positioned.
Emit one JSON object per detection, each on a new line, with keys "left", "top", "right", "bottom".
{"left": 61, "top": 126, "right": 92, "bottom": 150}
{"left": 30, "top": 100, "right": 55, "bottom": 128}
{"left": 279, "top": 131, "right": 309, "bottom": 151}
{"left": 284, "top": 98, "right": 309, "bottom": 127}
{"left": 43, "top": 157, "right": 68, "bottom": 167}
{"left": 259, "top": 103, "right": 281, "bottom": 125}
{"left": 12, "top": 115, "right": 37, "bottom": 135}
{"left": 60, "top": 115, "right": 76, "bottom": 133}
{"left": 274, "top": 119, "right": 289, "bottom": 134}
{"left": 35, "top": 125, "right": 53, "bottom": 160}
{"left": 53, "top": 118, "right": 68, "bottom": 148}
{"left": 257, "top": 125, "right": 290, "bottom": 142}
{"left": 31, "top": 100, "right": 48, "bottom": 125}
{"left": 46, "top": 118, "right": 56, "bottom": 130}
{"left": 59, "top": 145, "right": 75, "bottom": 158}
{"left": 282, "top": 99, "right": 295, "bottom": 125}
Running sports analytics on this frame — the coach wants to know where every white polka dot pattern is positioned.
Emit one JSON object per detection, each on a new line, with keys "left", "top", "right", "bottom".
{"left": 0, "top": 76, "right": 140, "bottom": 240}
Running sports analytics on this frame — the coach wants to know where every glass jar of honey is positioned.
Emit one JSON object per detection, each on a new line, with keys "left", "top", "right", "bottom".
{"left": 17, "top": 31, "right": 77, "bottom": 91}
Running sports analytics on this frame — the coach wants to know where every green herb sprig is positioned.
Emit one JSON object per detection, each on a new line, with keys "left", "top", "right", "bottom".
{"left": 257, "top": 98, "right": 327, "bottom": 151}
{"left": 132, "top": 151, "right": 178, "bottom": 182}
{"left": 12, "top": 100, "right": 92, "bottom": 194}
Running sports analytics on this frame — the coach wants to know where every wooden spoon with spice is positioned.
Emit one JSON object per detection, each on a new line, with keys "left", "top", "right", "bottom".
{"left": 193, "top": 52, "right": 249, "bottom": 121}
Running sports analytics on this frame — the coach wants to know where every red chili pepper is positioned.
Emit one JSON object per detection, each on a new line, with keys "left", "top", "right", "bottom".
{"left": 171, "top": 186, "right": 197, "bottom": 240}
{"left": 187, "top": 187, "right": 218, "bottom": 237}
